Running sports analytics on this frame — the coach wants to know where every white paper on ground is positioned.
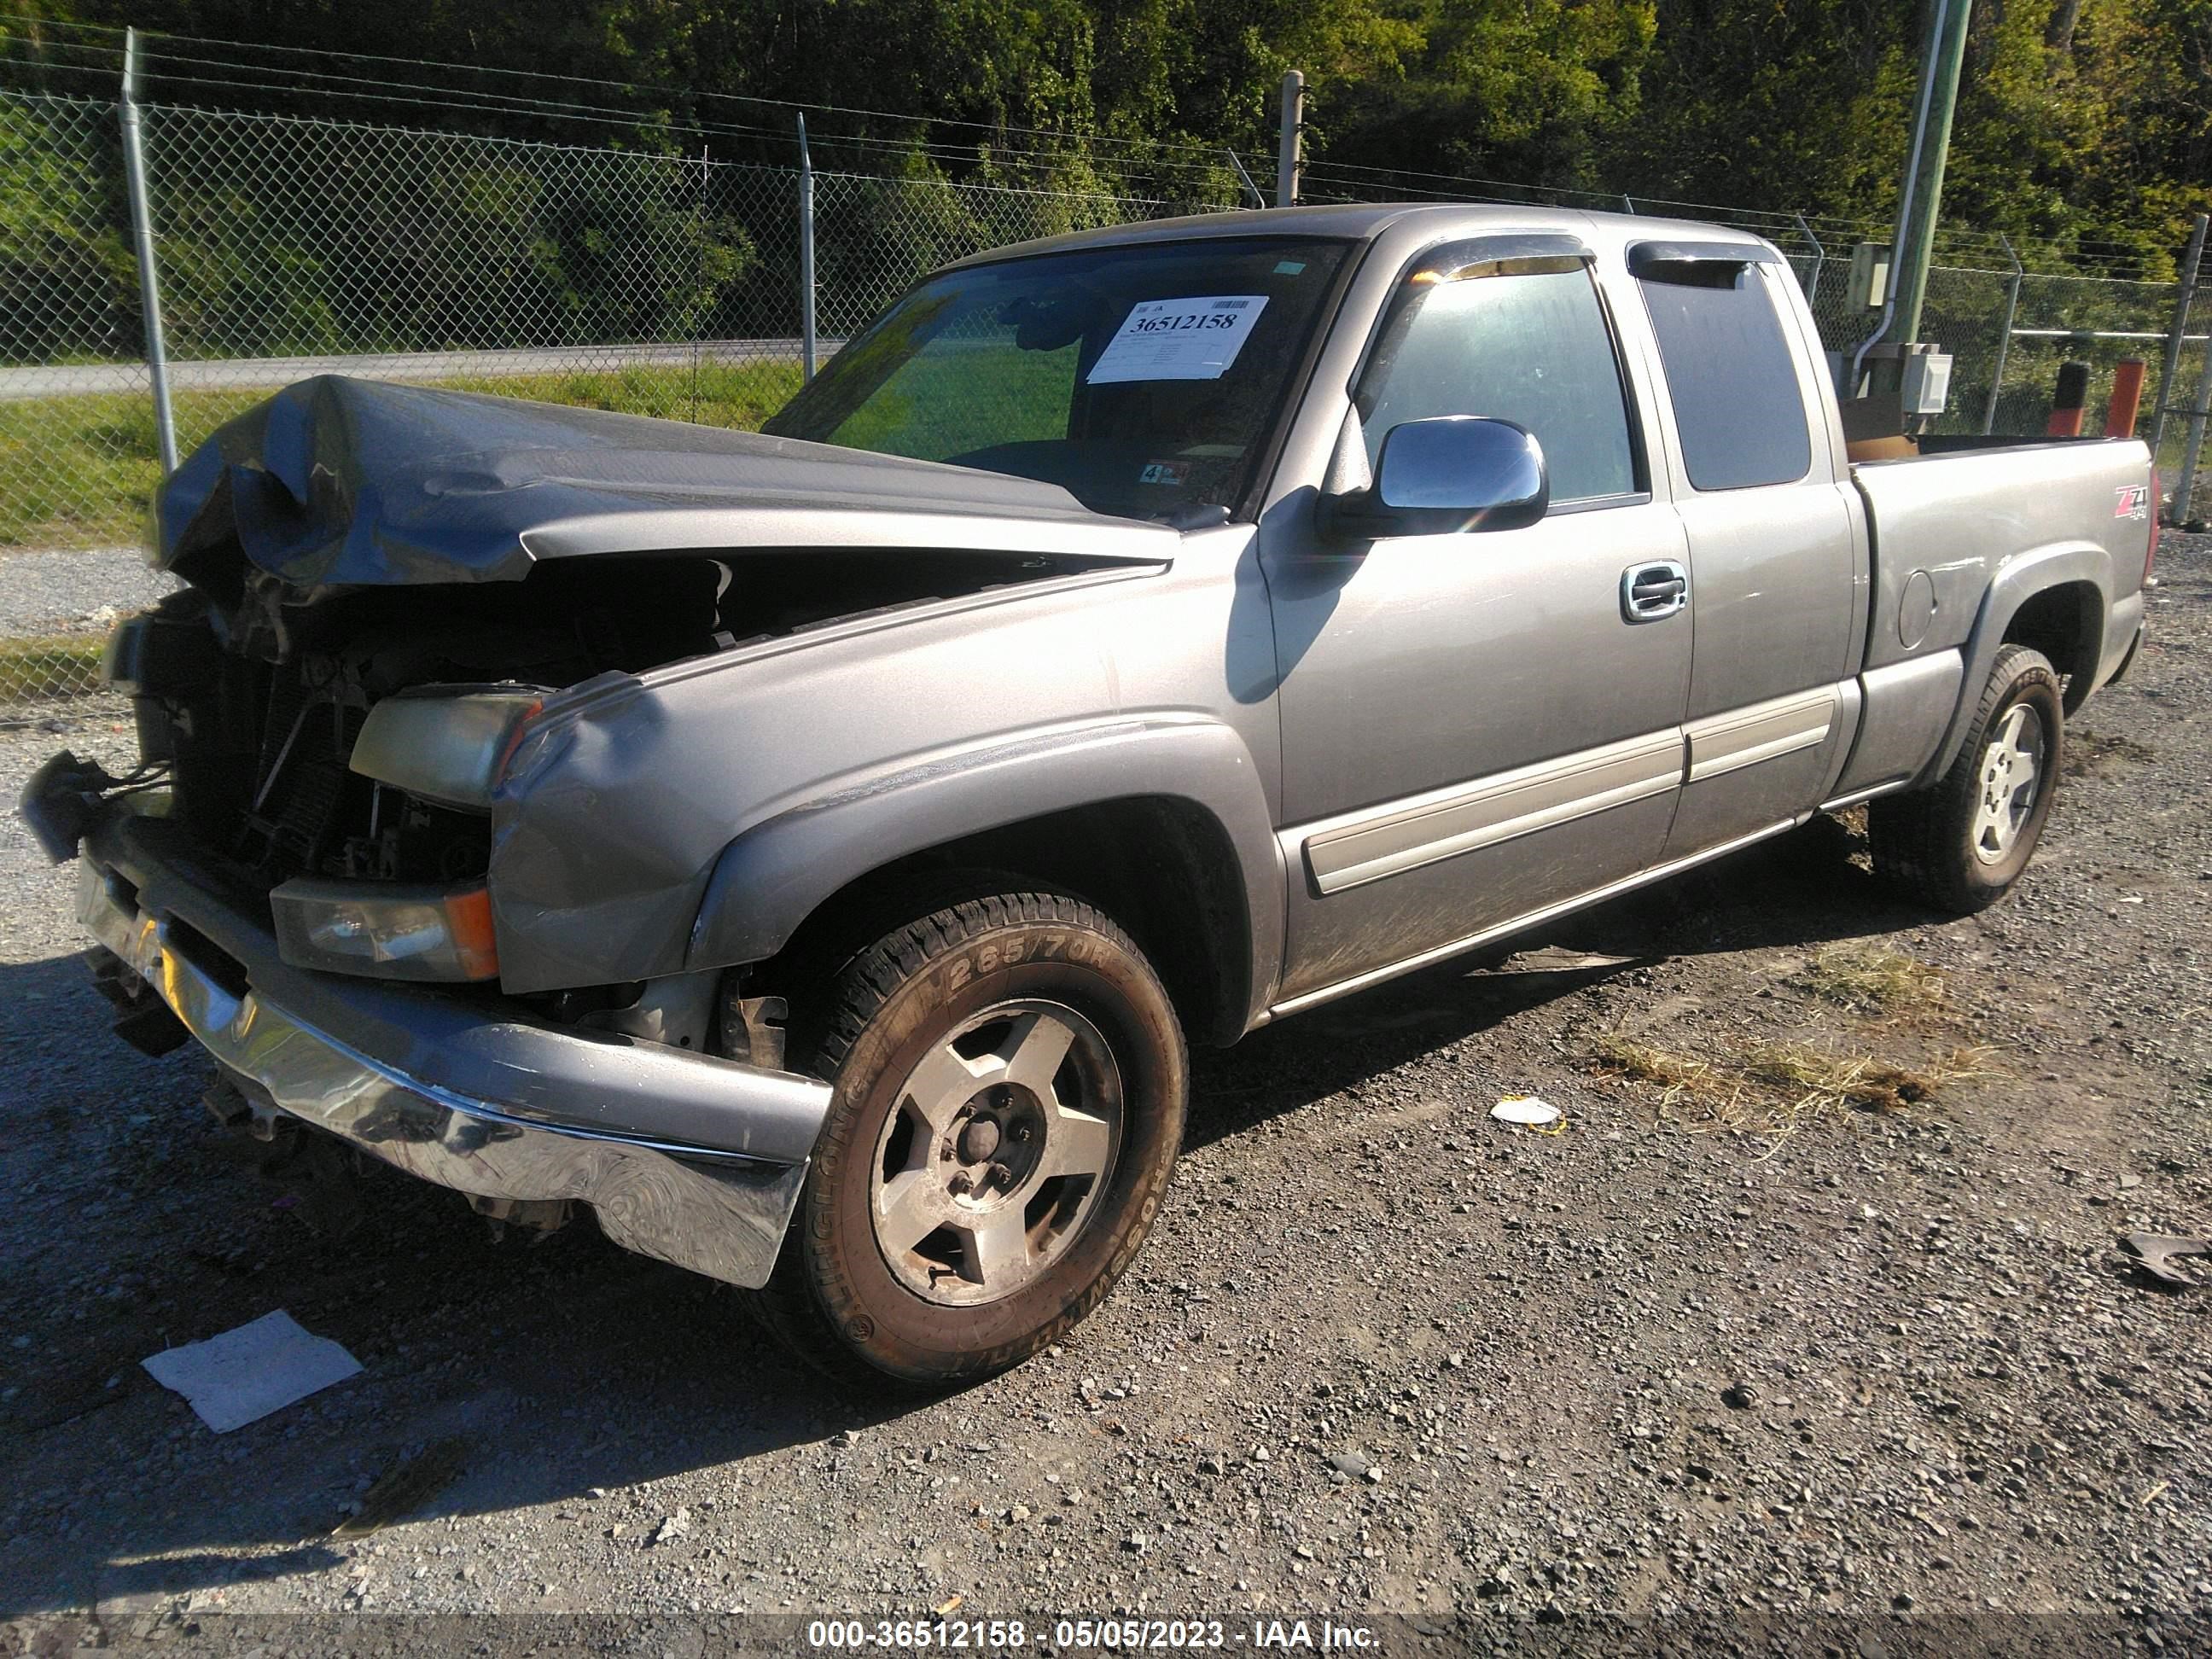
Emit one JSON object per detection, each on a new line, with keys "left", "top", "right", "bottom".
{"left": 1086, "top": 294, "right": 1270, "bottom": 383}
{"left": 142, "top": 1309, "right": 363, "bottom": 1433}
{"left": 1490, "top": 1096, "right": 1562, "bottom": 1126}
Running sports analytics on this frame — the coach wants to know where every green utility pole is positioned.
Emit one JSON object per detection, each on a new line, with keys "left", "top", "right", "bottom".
{"left": 1890, "top": 0, "right": 1972, "bottom": 348}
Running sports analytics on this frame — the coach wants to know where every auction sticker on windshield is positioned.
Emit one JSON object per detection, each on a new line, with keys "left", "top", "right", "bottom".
{"left": 1086, "top": 295, "right": 1271, "bottom": 383}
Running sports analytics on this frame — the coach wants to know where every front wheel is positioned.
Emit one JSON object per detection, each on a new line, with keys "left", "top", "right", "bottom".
{"left": 749, "top": 888, "right": 1187, "bottom": 1389}
{"left": 1867, "top": 643, "right": 2064, "bottom": 913}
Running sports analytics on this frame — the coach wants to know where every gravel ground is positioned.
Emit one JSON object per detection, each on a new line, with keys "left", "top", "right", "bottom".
{"left": 0, "top": 533, "right": 2207, "bottom": 1651}
{"left": 0, "top": 550, "right": 179, "bottom": 637}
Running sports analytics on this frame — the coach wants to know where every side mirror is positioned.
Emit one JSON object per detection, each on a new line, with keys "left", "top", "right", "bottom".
{"left": 1318, "top": 416, "right": 1549, "bottom": 541}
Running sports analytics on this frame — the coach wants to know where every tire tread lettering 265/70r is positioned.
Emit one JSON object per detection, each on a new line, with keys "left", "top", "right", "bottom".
{"left": 747, "top": 887, "right": 1188, "bottom": 1390}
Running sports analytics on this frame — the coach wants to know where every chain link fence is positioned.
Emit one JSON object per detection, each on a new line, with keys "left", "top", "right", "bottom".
{"left": 809, "top": 170, "right": 1168, "bottom": 343}
{"left": 2, "top": 82, "right": 2201, "bottom": 719}
{"left": 0, "top": 92, "right": 150, "bottom": 713}
{"left": 138, "top": 107, "right": 818, "bottom": 456}
{"left": 0, "top": 95, "right": 1186, "bottom": 713}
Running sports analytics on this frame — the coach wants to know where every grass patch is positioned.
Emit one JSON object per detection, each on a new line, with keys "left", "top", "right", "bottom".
{"left": 1592, "top": 1033, "right": 1994, "bottom": 1149}
{"left": 433, "top": 358, "right": 803, "bottom": 429}
{"left": 0, "top": 359, "right": 805, "bottom": 551}
{"left": 1792, "top": 942, "right": 1944, "bottom": 1014}
{"left": 0, "top": 635, "right": 105, "bottom": 703}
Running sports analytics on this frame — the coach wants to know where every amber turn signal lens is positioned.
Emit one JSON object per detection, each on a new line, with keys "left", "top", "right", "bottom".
{"left": 271, "top": 878, "right": 501, "bottom": 982}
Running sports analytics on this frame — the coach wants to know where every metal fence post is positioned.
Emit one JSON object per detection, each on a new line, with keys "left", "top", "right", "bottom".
{"left": 2148, "top": 212, "right": 2209, "bottom": 464}
{"left": 1275, "top": 72, "right": 1303, "bottom": 209}
{"left": 1793, "top": 212, "right": 1826, "bottom": 308}
{"left": 796, "top": 113, "right": 817, "bottom": 381}
{"left": 2177, "top": 331, "right": 2212, "bottom": 525}
{"left": 119, "top": 29, "right": 178, "bottom": 474}
{"left": 1981, "top": 234, "right": 2024, "bottom": 435}
{"left": 690, "top": 145, "right": 707, "bottom": 424}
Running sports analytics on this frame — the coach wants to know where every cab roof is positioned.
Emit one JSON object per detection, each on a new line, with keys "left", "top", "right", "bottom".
{"left": 940, "top": 201, "right": 1778, "bottom": 273}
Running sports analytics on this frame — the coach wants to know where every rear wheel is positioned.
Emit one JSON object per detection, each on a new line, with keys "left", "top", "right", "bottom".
{"left": 749, "top": 888, "right": 1186, "bottom": 1389}
{"left": 1867, "top": 643, "right": 2064, "bottom": 913}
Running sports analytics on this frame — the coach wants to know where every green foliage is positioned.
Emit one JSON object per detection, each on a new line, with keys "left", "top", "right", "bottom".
{"left": 143, "top": 125, "right": 761, "bottom": 358}
{"left": 1615, "top": 1, "right": 2208, "bottom": 271}
{"left": 0, "top": 94, "right": 137, "bottom": 363}
{"left": 1317, "top": 0, "right": 1654, "bottom": 195}
{"left": 1942, "top": 0, "right": 2212, "bottom": 272}
{"left": 1604, "top": 3, "right": 1912, "bottom": 212}
{"left": 10, "top": 0, "right": 2210, "bottom": 297}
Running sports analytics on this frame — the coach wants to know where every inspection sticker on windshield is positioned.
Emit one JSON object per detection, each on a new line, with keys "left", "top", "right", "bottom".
{"left": 1086, "top": 295, "right": 1270, "bottom": 384}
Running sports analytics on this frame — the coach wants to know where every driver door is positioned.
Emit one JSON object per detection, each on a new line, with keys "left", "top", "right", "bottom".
{"left": 1265, "top": 249, "right": 1692, "bottom": 1007}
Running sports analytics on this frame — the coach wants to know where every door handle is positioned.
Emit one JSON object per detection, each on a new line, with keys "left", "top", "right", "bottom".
{"left": 1621, "top": 561, "right": 1690, "bottom": 623}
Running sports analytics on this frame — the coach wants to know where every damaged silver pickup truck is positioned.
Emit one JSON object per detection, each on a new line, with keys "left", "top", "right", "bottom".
{"left": 27, "top": 204, "right": 2156, "bottom": 1388}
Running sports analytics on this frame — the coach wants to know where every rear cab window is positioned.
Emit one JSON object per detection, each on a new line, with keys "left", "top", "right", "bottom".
{"left": 1632, "top": 245, "right": 1812, "bottom": 491}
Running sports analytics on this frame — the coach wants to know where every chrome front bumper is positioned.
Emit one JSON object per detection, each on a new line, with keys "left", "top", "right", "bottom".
{"left": 76, "top": 815, "right": 832, "bottom": 1289}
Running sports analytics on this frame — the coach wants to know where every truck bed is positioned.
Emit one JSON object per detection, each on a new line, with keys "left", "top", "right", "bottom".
{"left": 1851, "top": 434, "right": 2153, "bottom": 682}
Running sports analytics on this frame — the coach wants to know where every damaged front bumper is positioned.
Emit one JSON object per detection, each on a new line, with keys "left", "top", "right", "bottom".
{"left": 73, "top": 812, "right": 831, "bottom": 1289}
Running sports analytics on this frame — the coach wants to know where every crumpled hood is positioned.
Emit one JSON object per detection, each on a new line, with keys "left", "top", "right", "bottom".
{"left": 155, "top": 375, "right": 1156, "bottom": 588}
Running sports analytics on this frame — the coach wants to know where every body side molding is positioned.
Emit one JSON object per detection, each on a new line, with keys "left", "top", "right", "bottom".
{"left": 1684, "top": 686, "right": 1840, "bottom": 784}
{"left": 1290, "top": 728, "right": 1685, "bottom": 897}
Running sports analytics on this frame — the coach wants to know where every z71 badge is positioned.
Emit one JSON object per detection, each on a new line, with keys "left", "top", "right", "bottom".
{"left": 2116, "top": 483, "right": 2151, "bottom": 521}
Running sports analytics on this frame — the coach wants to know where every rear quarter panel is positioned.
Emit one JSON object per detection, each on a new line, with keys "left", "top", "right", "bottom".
{"left": 1853, "top": 437, "right": 2152, "bottom": 675}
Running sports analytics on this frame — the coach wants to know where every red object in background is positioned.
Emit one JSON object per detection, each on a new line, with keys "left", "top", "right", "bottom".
{"left": 2106, "top": 358, "right": 2146, "bottom": 439}
{"left": 2046, "top": 359, "right": 2090, "bottom": 436}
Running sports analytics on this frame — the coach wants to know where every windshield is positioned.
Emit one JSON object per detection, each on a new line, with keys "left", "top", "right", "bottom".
{"left": 764, "top": 236, "right": 1353, "bottom": 520}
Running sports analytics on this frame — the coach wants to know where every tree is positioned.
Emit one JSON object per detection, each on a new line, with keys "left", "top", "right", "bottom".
{"left": 15, "top": 0, "right": 2207, "bottom": 268}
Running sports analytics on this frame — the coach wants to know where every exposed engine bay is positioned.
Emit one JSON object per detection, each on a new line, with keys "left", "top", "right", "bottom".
{"left": 127, "top": 545, "right": 1102, "bottom": 894}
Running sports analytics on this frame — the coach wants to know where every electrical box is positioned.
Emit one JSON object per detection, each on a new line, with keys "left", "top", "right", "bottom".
{"left": 1848, "top": 242, "right": 1892, "bottom": 310}
{"left": 1901, "top": 347, "right": 1953, "bottom": 416}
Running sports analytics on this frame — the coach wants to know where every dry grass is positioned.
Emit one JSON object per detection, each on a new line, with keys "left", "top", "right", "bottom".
{"left": 1793, "top": 942, "right": 1945, "bottom": 1015}
{"left": 1592, "top": 1033, "right": 1996, "bottom": 1151}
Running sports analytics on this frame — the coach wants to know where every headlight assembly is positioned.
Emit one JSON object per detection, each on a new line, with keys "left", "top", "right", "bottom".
{"left": 271, "top": 878, "right": 500, "bottom": 981}
{"left": 348, "top": 688, "right": 543, "bottom": 811}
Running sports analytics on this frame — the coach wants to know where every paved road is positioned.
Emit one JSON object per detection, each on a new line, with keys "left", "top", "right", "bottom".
{"left": 0, "top": 341, "right": 833, "bottom": 401}
{"left": 0, "top": 550, "right": 176, "bottom": 637}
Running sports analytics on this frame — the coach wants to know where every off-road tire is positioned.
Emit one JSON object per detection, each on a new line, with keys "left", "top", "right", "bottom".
{"left": 1867, "top": 644, "right": 2064, "bottom": 914}
{"left": 748, "top": 888, "right": 1187, "bottom": 1391}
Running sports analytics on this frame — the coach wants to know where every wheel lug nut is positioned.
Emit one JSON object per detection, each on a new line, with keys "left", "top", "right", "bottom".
{"left": 988, "top": 1162, "right": 1014, "bottom": 1187}
{"left": 949, "top": 1171, "right": 975, "bottom": 1196}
